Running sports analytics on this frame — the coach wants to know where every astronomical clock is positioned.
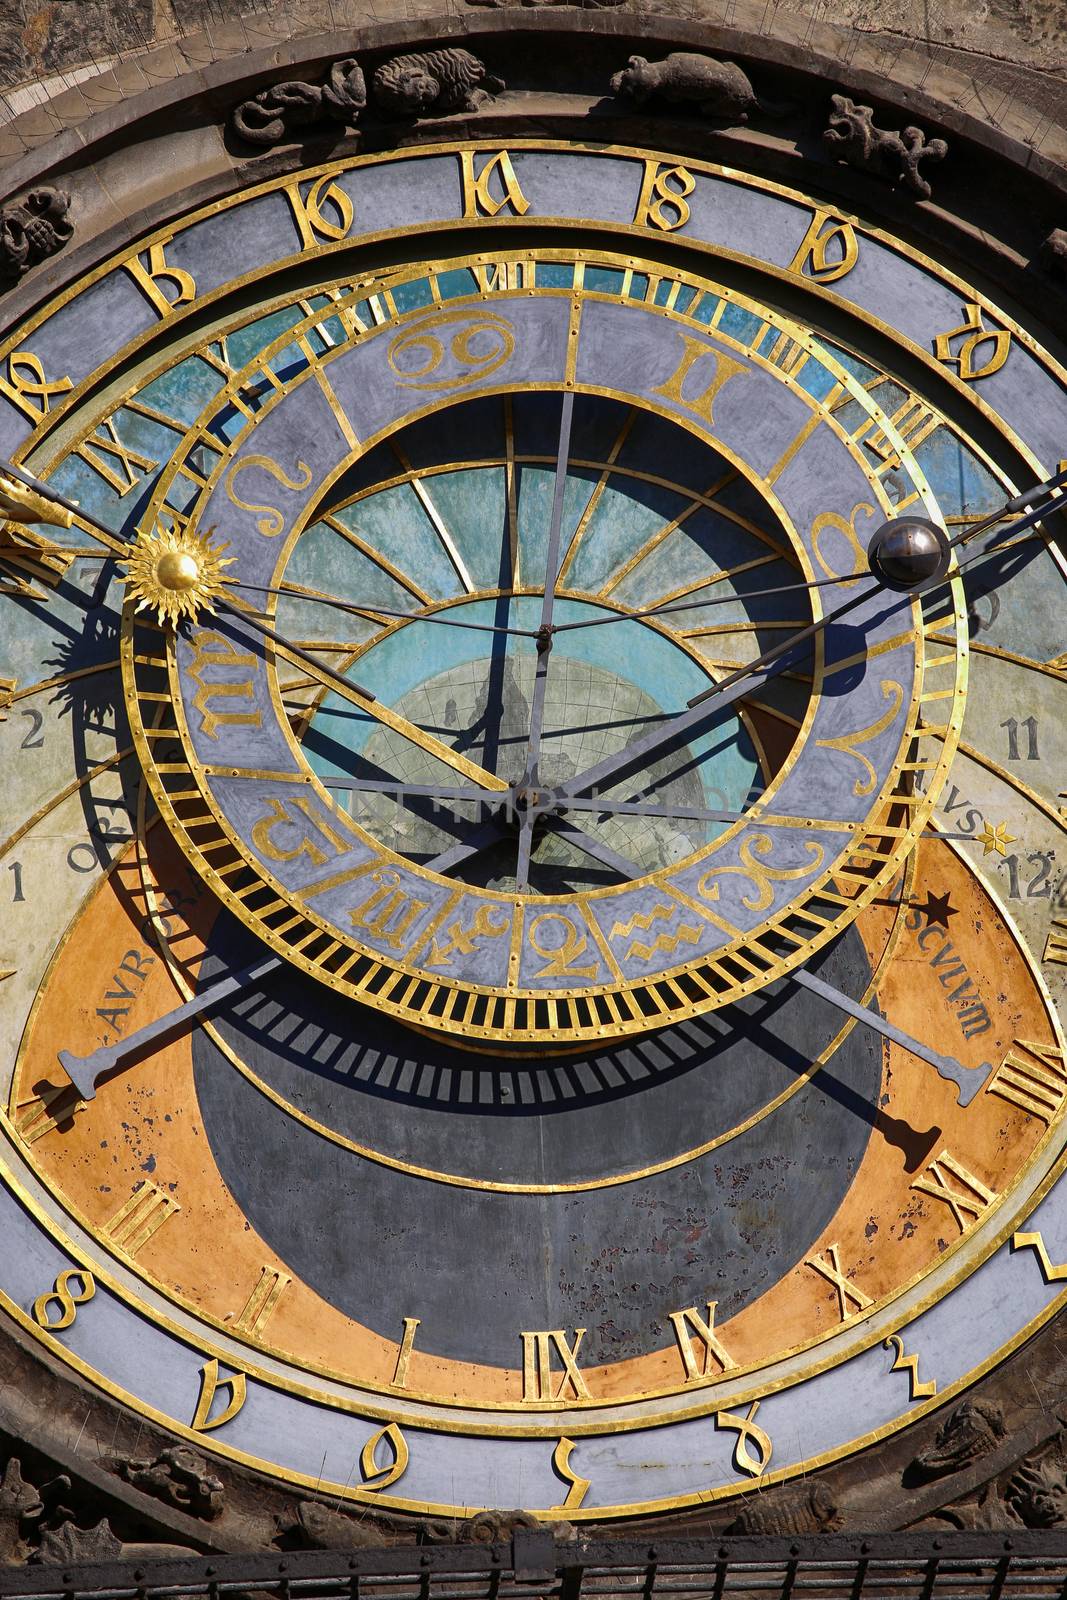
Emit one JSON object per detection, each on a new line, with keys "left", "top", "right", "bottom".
{"left": 0, "top": 18, "right": 1065, "bottom": 1538}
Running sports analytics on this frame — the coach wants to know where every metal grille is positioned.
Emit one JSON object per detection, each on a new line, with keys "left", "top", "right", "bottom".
{"left": 3, "top": 1532, "right": 1067, "bottom": 1600}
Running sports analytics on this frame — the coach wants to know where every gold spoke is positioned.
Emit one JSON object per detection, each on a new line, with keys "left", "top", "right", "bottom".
{"left": 599, "top": 468, "right": 739, "bottom": 599}
{"left": 556, "top": 407, "right": 638, "bottom": 583}
{"left": 321, "top": 513, "right": 431, "bottom": 605}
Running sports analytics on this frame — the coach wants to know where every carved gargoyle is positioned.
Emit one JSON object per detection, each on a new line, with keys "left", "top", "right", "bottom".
{"left": 0, "top": 189, "right": 73, "bottom": 282}
{"left": 230, "top": 58, "right": 366, "bottom": 147}
{"left": 824, "top": 95, "right": 948, "bottom": 199}
{"left": 911, "top": 1399, "right": 1006, "bottom": 1480}
{"left": 0, "top": 1460, "right": 53, "bottom": 1564}
{"left": 608, "top": 53, "right": 782, "bottom": 122}
{"left": 727, "top": 1481, "right": 842, "bottom": 1535}
{"left": 114, "top": 1446, "right": 224, "bottom": 1520}
{"left": 371, "top": 50, "right": 504, "bottom": 116}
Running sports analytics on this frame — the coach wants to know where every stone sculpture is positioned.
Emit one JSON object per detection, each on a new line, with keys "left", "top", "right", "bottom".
{"left": 823, "top": 94, "right": 948, "bottom": 198}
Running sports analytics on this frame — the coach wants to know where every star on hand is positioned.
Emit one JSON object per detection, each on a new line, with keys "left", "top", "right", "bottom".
{"left": 976, "top": 820, "right": 1017, "bottom": 856}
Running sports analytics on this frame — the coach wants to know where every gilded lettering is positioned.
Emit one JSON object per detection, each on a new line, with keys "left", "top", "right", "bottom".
{"left": 460, "top": 151, "right": 530, "bottom": 218}
{"left": 634, "top": 160, "right": 696, "bottom": 232}
{"left": 668, "top": 1301, "right": 736, "bottom": 1380}
{"left": 285, "top": 176, "right": 355, "bottom": 248}
{"left": 186, "top": 630, "right": 261, "bottom": 741}
{"left": 0, "top": 350, "right": 73, "bottom": 420}
{"left": 521, "top": 1328, "right": 590, "bottom": 1401}
{"left": 125, "top": 241, "right": 197, "bottom": 320}
{"left": 911, "top": 1149, "right": 995, "bottom": 1233}
{"left": 933, "top": 303, "right": 1011, "bottom": 381}
{"left": 192, "top": 1358, "right": 247, "bottom": 1432}
{"left": 788, "top": 209, "right": 858, "bottom": 283}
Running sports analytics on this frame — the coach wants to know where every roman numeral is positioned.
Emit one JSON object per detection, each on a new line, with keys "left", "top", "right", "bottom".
{"left": 986, "top": 1038, "right": 1067, "bottom": 1125}
{"left": 911, "top": 1149, "right": 995, "bottom": 1233}
{"left": 805, "top": 1242, "right": 872, "bottom": 1320}
{"left": 103, "top": 1180, "right": 179, "bottom": 1256}
{"left": 668, "top": 1301, "right": 736, "bottom": 1379}
{"left": 521, "top": 1328, "right": 590, "bottom": 1401}
{"left": 233, "top": 1265, "right": 290, "bottom": 1334}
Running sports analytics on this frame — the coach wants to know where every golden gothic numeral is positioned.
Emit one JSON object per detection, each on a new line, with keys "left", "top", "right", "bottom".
{"left": 552, "top": 1437, "right": 590, "bottom": 1509}
{"left": 460, "top": 151, "right": 530, "bottom": 218}
{"left": 932, "top": 303, "right": 1010, "bottom": 380}
{"left": 192, "top": 1358, "right": 247, "bottom": 1432}
{"left": 0, "top": 350, "right": 73, "bottom": 420}
{"left": 32, "top": 1269, "right": 95, "bottom": 1330}
{"left": 634, "top": 160, "right": 695, "bottom": 232}
{"left": 884, "top": 1334, "right": 937, "bottom": 1399}
{"left": 788, "top": 209, "right": 858, "bottom": 283}
{"left": 125, "top": 241, "right": 197, "bottom": 320}
{"left": 285, "top": 176, "right": 355, "bottom": 248}
{"left": 1012, "top": 1229, "right": 1067, "bottom": 1283}
{"left": 716, "top": 1401, "right": 773, "bottom": 1478}
{"left": 360, "top": 1423, "right": 409, "bottom": 1489}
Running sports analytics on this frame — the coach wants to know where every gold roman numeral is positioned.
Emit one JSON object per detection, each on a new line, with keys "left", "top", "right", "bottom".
{"left": 521, "top": 1328, "right": 590, "bottom": 1401}
{"left": 233, "top": 1265, "right": 290, "bottom": 1334}
{"left": 103, "top": 1180, "right": 179, "bottom": 1256}
{"left": 805, "top": 1242, "right": 872, "bottom": 1320}
{"left": 911, "top": 1149, "right": 995, "bottom": 1233}
{"left": 986, "top": 1038, "right": 1067, "bottom": 1125}
{"left": 668, "top": 1301, "right": 736, "bottom": 1379}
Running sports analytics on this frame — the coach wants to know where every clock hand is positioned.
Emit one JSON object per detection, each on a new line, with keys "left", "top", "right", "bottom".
{"left": 790, "top": 966, "right": 992, "bottom": 1106}
{"left": 211, "top": 603, "right": 510, "bottom": 795}
{"left": 514, "top": 390, "right": 575, "bottom": 889}
{"left": 232, "top": 579, "right": 538, "bottom": 637}
{"left": 57, "top": 952, "right": 282, "bottom": 1100}
{"left": 555, "top": 465, "right": 1067, "bottom": 803}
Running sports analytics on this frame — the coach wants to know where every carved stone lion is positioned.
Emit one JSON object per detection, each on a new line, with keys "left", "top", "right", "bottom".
{"left": 371, "top": 49, "right": 504, "bottom": 115}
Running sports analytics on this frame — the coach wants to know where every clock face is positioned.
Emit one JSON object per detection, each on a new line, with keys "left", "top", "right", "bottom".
{"left": 0, "top": 140, "right": 1065, "bottom": 1520}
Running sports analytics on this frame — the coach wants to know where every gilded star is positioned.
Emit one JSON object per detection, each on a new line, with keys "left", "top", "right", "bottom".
{"left": 976, "top": 820, "right": 1016, "bottom": 856}
{"left": 915, "top": 890, "right": 957, "bottom": 930}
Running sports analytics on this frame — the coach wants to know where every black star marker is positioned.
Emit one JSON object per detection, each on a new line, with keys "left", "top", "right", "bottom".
{"left": 915, "top": 890, "right": 958, "bottom": 931}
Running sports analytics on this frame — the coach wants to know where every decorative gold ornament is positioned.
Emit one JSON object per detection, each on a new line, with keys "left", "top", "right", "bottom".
{"left": 122, "top": 521, "right": 234, "bottom": 627}
{"left": 977, "top": 820, "right": 1017, "bottom": 856}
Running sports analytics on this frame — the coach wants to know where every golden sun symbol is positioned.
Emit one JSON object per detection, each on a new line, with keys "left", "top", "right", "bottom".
{"left": 122, "top": 522, "right": 234, "bottom": 627}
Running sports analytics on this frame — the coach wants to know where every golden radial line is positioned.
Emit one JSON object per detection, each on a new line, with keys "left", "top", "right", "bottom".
{"left": 0, "top": 746, "right": 133, "bottom": 862}
{"left": 259, "top": 626, "right": 509, "bottom": 794}
{"left": 678, "top": 617, "right": 808, "bottom": 639}
{"left": 556, "top": 406, "right": 637, "bottom": 584}
{"left": 920, "top": 727, "right": 1067, "bottom": 833}
{"left": 504, "top": 395, "right": 519, "bottom": 584}
{"left": 637, "top": 549, "right": 793, "bottom": 613}
{"left": 0, "top": 659, "right": 120, "bottom": 705}
{"left": 926, "top": 631, "right": 1067, "bottom": 684}
{"left": 320, "top": 513, "right": 431, "bottom": 605}
{"left": 390, "top": 442, "right": 474, "bottom": 593}
{"left": 599, "top": 469, "right": 739, "bottom": 599}
{"left": 564, "top": 458, "right": 798, "bottom": 563}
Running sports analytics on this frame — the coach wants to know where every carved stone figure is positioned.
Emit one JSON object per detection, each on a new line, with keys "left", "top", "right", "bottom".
{"left": 277, "top": 1499, "right": 389, "bottom": 1549}
{"left": 230, "top": 58, "right": 366, "bottom": 147}
{"left": 0, "top": 189, "right": 73, "bottom": 281}
{"left": 912, "top": 1399, "right": 1006, "bottom": 1479}
{"left": 727, "top": 1481, "right": 842, "bottom": 1534}
{"left": 1006, "top": 1457, "right": 1067, "bottom": 1527}
{"left": 824, "top": 95, "right": 948, "bottom": 199}
{"left": 371, "top": 50, "right": 503, "bottom": 116}
{"left": 34, "top": 1519, "right": 123, "bottom": 1564}
{"left": 1040, "top": 229, "right": 1067, "bottom": 279}
{"left": 115, "top": 1447, "right": 224, "bottom": 1520}
{"left": 0, "top": 1461, "right": 46, "bottom": 1564}
{"left": 459, "top": 1509, "right": 540, "bottom": 1543}
{"left": 608, "top": 53, "right": 780, "bottom": 122}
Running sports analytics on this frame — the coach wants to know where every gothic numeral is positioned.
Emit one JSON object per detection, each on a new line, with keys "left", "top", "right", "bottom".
{"left": 633, "top": 160, "right": 695, "bottom": 232}
{"left": 125, "top": 241, "right": 197, "bottom": 320}
{"left": 460, "top": 151, "right": 530, "bottom": 219}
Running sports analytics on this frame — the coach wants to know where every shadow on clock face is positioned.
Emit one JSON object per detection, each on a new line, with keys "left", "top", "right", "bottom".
{"left": 191, "top": 919, "right": 906, "bottom": 1364}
